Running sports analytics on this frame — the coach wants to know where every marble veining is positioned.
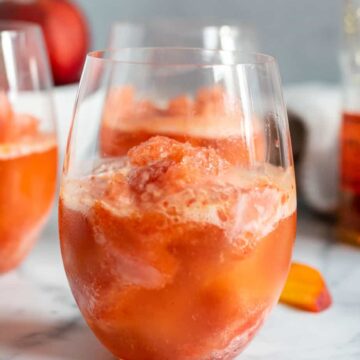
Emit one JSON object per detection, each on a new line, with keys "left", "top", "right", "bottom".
{"left": 1, "top": 209, "right": 360, "bottom": 360}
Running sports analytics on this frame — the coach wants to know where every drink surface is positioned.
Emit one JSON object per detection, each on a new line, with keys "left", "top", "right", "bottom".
{"left": 0, "top": 93, "right": 57, "bottom": 273}
{"left": 60, "top": 136, "right": 296, "bottom": 360}
{"left": 338, "top": 112, "right": 360, "bottom": 245}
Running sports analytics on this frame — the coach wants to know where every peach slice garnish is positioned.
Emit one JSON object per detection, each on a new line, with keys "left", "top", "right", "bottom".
{"left": 280, "top": 262, "right": 332, "bottom": 312}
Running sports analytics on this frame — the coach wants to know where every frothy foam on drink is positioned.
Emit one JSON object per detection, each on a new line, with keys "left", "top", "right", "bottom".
{"left": 62, "top": 136, "right": 296, "bottom": 258}
{"left": 62, "top": 160, "right": 296, "bottom": 255}
{"left": 0, "top": 134, "right": 57, "bottom": 159}
{"left": 104, "top": 112, "right": 247, "bottom": 139}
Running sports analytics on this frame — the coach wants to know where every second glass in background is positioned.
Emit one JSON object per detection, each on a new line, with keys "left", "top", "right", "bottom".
{"left": 109, "top": 19, "right": 259, "bottom": 52}
{"left": 0, "top": 21, "right": 57, "bottom": 273}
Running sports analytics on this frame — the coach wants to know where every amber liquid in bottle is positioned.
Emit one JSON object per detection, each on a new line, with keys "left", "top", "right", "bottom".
{"left": 338, "top": 112, "right": 360, "bottom": 245}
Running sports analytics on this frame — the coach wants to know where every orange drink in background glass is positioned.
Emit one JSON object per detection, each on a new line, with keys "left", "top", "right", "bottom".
{"left": 0, "top": 22, "right": 57, "bottom": 273}
{"left": 338, "top": 0, "right": 360, "bottom": 245}
{"left": 59, "top": 48, "right": 296, "bottom": 359}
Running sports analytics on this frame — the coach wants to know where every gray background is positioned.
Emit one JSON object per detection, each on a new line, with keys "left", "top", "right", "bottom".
{"left": 76, "top": 0, "right": 342, "bottom": 84}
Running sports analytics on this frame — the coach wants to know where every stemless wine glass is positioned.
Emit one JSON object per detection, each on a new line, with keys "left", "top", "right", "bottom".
{"left": 59, "top": 48, "right": 296, "bottom": 359}
{"left": 0, "top": 21, "right": 57, "bottom": 273}
{"left": 109, "top": 19, "right": 259, "bottom": 52}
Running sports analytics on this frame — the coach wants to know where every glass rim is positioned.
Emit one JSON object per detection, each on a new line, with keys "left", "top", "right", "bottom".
{"left": 0, "top": 20, "right": 42, "bottom": 36}
{"left": 87, "top": 47, "right": 276, "bottom": 68}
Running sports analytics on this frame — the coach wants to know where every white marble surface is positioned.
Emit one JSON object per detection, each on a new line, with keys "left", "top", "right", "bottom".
{"left": 0, "top": 209, "right": 359, "bottom": 360}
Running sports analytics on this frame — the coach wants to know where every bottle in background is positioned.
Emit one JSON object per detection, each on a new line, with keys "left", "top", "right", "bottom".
{"left": 338, "top": 0, "right": 360, "bottom": 245}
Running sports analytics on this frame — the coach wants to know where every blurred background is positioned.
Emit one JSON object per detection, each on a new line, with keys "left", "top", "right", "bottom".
{"left": 77, "top": 0, "right": 342, "bottom": 84}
